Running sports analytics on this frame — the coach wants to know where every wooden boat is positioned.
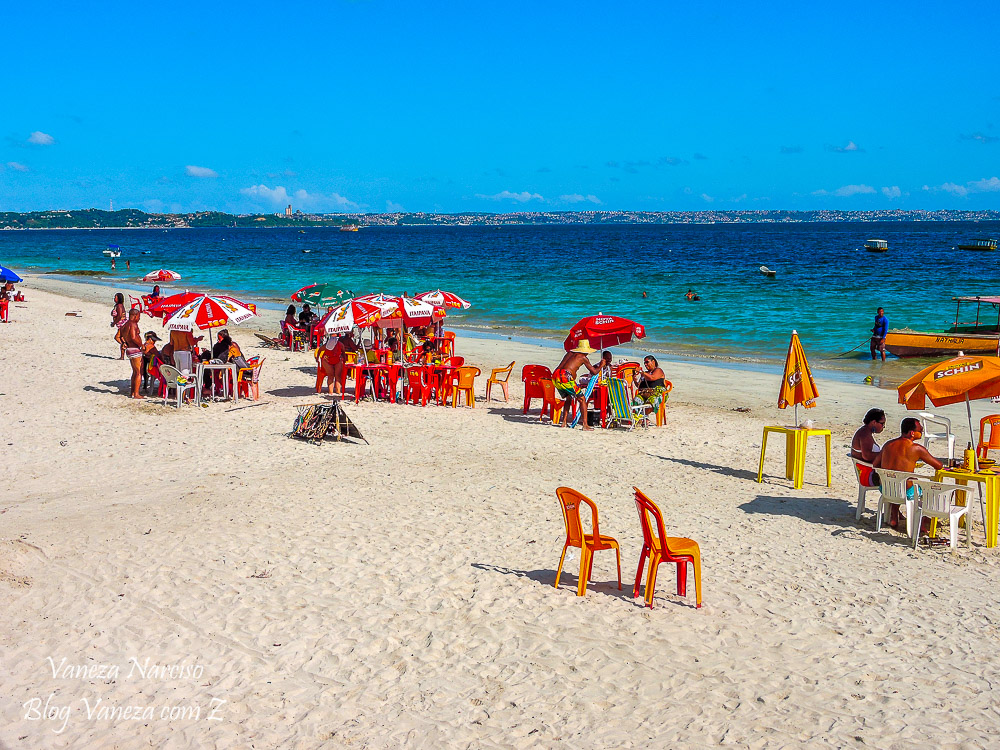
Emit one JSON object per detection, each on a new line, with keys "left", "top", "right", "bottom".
{"left": 958, "top": 238, "right": 997, "bottom": 251}
{"left": 885, "top": 296, "right": 1000, "bottom": 357}
{"left": 864, "top": 239, "right": 888, "bottom": 253}
{"left": 759, "top": 266, "right": 776, "bottom": 278}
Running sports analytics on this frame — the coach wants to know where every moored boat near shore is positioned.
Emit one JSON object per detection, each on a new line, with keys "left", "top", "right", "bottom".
{"left": 958, "top": 238, "right": 998, "bottom": 251}
{"left": 885, "top": 295, "right": 1000, "bottom": 357}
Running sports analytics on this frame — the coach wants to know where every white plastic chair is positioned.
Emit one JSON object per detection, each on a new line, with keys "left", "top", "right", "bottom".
{"left": 874, "top": 468, "right": 919, "bottom": 539}
{"left": 919, "top": 412, "right": 956, "bottom": 461}
{"left": 173, "top": 350, "right": 194, "bottom": 374}
{"left": 910, "top": 479, "right": 972, "bottom": 549}
{"left": 160, "top": 365, "right": 197, "bottom": 408}
{"left": 849, "top": 455, "right": 881, "bottom": 520}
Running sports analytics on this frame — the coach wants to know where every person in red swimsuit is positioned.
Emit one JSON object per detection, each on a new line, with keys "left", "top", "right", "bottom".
{"left": 315, "top": 332, "right": 357, "bottom": 396}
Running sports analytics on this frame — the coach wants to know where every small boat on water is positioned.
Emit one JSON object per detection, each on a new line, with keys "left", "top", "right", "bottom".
{"left": 102, "top": 245, "right": 122, "bottom": 258}
{"left": 864, "top": 239, "right": 888, "bottom": 253}
{"left": 958, "top": 238, "right": 998, "bottom": 251}
{"left": 302, "top": 249, "right": 312, "bottom": 254}
{"left": 885, "top": 295, "right": 1000, "bottom": 357}
{"left": 340, "top": 225, "right": 359, "bottom": 232}
{"left": 759, "top": 266, "right": 776, "bottom": 278}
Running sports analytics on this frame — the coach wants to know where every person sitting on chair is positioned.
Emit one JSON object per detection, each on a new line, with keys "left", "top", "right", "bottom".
{"left": 632, "top": 355, "right": 669, "bottom": 415}
{"left": 284, "top": 304, "right": 298, "bottom": 329}
{"left": 873, "top": 417, "right": 942, "bottom": 529}
{"left": 851, "top": 408, "right": 886, "bottom": 486}
{"left": 141, "top": 331, "right": 161, "bottom": 394}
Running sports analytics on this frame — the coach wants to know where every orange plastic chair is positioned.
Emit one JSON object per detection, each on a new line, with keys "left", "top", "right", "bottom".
{"left": 654, "top": 380, "right": 673, "bottom": 427}
{"left": 554, "top": 487, "right": 622, "bottom": 597}
{"left": 632, "top": 487, "right": 702, "bottom": 609}
{"left": 486, "top": 361, "right": 515, "bottom": 402}
{"left": 237, "top": 357, "right": 265, "bottom": 400}
{"left": 522, "top": 364, "right": 553, "bottom": 414}
{"left": 539, "top": 379, "right": 569, "bottom": 423}
{"left": 449, "top": 366, "right": 480, "bottom": 408}
{"left": 978, "top": 415, "right": 1000, "bottom": 459}
{"left": 616, "top": 362, "right": 641, "bottom": 382}
{"left": 439, "top": 330, "right": 457, "bottom": 358}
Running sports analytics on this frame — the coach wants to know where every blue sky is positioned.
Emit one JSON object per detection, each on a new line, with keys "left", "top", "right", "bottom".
{"left": 1, "top": 0, "right": 998, "bottom": 213}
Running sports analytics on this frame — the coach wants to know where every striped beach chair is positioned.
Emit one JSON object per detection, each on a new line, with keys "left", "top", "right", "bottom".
{"left": 607, "top": 376, "right": 650, "bottom": 430}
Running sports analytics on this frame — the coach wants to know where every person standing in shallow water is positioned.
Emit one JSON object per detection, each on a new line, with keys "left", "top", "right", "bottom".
{"left": 871, "top": 307, "right": 888, "bottom": 362}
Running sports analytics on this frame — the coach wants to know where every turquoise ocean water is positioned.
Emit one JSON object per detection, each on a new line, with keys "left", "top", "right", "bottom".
{"left": 3, "top": 222, "right": 999, "bottom": 383}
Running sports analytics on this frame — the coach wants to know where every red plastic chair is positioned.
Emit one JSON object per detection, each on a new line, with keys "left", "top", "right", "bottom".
{"left": 447, "top": 356, "right": 465, "bottom": 367}
{"left": 632, "top": 487, "right": 702, "bottom": 609}
{"left": 440, "top": 330, "right": 456, "bottom": 358}
{"left": 522, "top": 364, "right": 553, "bottom": 415}
{"left": 237, "top": 357, "right": 265, "bottom": 400}
{"left": 554, "top": 487, "right": 621, "bottom": 596}
{"left": 978, "top": 415, "right": 1000, "bottom": 459}
{"left": 404, "top": 366, "right": 432, "bottom": 406}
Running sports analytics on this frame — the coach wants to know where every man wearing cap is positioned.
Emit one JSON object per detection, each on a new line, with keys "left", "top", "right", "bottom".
{"left": 552, "top": 339, "right": 600, "bottom": 430}
{"left": 141, "top": 331, "right": 162, "bottom": 394}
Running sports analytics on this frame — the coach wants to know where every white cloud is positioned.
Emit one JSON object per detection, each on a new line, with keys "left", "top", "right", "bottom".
{"left": 27, "top": 131, "right": 54, "bottom": 146}
{"left": 940, "top": 182, "right": 969, "bottom": 197}
{"left": 559, "top": 193, "right": 602, "bottom": 204}
{"left": 474, "top": 190, "right": 545, "bottom": 203}
{"left": 812, "top": 184, "right": 875, "bottom": 197}
{"left": 881, "top": 186, "right": 902, "bottom": 199}
{"left": 240, "top": 184, "right": 359, "bottom": 211}
{"left": 969, "top": 176, "right": 1000, "bottom": 193}
{"left": 6, "top": 161, "right": 28, "bottom": 172}
{"left": 186, "top": 165, "right": 218, "bottom": 178}
{"left": 700, "top": 193, "right": 714, "bottom": 203}
{"left": 386, "top": 200, "right": 404, "bottom": 212}
{"left": 828, "top": 140, "right": 862, "bottom": 153}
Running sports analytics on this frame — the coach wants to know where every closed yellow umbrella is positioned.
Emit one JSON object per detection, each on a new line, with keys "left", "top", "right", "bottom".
{"left": 778, "top": 330, "right": 819, "bottom": 425}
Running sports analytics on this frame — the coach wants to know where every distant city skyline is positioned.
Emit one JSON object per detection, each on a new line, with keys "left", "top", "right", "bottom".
{"left": 2, "top": 0, "right": 998, "bottom": 214}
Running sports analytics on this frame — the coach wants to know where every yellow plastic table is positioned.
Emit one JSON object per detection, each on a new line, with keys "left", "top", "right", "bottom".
{"left": 757, "top": 426, "right": 832, "bottom": 490}
{"left": 933, "top": 467, "right": 1000, "bottom": 548}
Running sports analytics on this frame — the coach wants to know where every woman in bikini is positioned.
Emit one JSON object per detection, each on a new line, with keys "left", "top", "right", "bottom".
{"left": 111, "top": 293, "right": 128, "bottom": 359}
{"left": 315, "top": 333, "right": 354, "bottom": 396}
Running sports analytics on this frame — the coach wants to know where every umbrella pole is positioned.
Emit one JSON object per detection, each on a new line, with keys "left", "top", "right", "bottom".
{"left": 966, "top": 393, "right": 988, "bottom": 545}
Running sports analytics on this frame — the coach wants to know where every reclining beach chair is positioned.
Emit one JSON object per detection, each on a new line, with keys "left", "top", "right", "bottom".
{"left": 606, "top": 377, "right": 649, "bottom": 430}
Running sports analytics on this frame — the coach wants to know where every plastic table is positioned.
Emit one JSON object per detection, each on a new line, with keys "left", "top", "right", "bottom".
{"left": 757, "top": 426, "right": 832, "bottom": 490}
{"left": 933, "top": 467, "right": 1000, "bottom": 548}
{"left": 195, "top": 362, "right": 238, "bottom": 406}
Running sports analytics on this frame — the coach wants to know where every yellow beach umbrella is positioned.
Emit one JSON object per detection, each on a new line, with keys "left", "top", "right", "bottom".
{"left": 778, "top": 330, "right": 818, "bottom": 425}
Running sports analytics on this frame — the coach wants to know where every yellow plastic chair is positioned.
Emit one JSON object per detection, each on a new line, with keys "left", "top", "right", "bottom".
{"left": 485, "top": 361, "right": 515, "bottom": 402}
{"left": 450, "top": 366, "right": 480, "bottom": 408}
{"left": 554, "top": 487, "right": 622, "bottom": 597}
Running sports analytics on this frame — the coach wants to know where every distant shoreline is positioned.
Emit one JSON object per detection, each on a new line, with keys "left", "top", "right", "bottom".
{"left": 2, "top": 208, "right": 999, "bottom": 230}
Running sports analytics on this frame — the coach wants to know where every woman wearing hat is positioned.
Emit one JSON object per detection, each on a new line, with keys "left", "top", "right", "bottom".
{"left": 552, "top": 339, "right": 600, "bottom": 430}
{"left": 141, "top": 331, "right": 162, "bottom": 394}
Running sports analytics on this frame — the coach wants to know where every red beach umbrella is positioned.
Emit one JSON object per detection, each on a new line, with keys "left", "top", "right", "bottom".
{"left": 164, "top": 294, "right": 258, "bottom": 332}
{"left": 564, "top": 314, "right": 646, "bottom": 351}
{"left": 146, "top": 291, "right": 202, "bottom": 319}
{"left": 413, "top": 290, "right": 471, "bottom": 310}
{"left": 318, "top": 299, "right": 384, "bottom": 335}
{"left": 142, "top": 269, "right": 182, "bottom": 282}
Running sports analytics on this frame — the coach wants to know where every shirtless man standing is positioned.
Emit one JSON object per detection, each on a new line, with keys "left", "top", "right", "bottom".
{"left": 121, "top": 309, "right": 145, "bottom": 399}
{"left": 552, "top": 339, "right": 599, "bottom": 430}
{"left": 873, "top": 417, "right": 942, "bottom": 527}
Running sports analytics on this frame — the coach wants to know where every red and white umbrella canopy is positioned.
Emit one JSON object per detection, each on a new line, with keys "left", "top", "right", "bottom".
{"left": 318, "top": 299, "right": 383, "bottom": 335}
{"left": 564, "top": 314, "right": 645, "bottom": 351}
{"left": 146, "top": 291, "right": 202, "bottom": 319}
{"left": 165, "top": 294, "right": 258, "bottom": 332}
{"left": 414, "top": 290, "right": 471, "bottom": 310}
{"left": 142, "top": 269, "right": 181, "bottom": 282}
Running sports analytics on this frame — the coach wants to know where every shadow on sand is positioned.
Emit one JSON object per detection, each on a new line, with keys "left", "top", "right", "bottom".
{"left": 81, "top": 352, "right": 121, "bottom": 360}
{"left": 471, "top": 562, "right": 636, "bottom": 602}
{"left": 650, "top": 454, "right": 760, "bottom": 482}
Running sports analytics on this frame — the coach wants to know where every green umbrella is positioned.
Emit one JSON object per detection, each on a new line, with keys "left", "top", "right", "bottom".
{"left": 291, "top": 283, "right": 348, "bottom": 307}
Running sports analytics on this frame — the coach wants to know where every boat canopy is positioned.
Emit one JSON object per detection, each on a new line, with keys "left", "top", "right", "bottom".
{"left": 953, "top": 296, "right": 1000, "bottom": 305}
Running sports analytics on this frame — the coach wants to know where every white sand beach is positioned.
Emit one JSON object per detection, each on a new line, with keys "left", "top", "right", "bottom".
{"left": 4, "top": 277, "right": 1000, "bottom": 748}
